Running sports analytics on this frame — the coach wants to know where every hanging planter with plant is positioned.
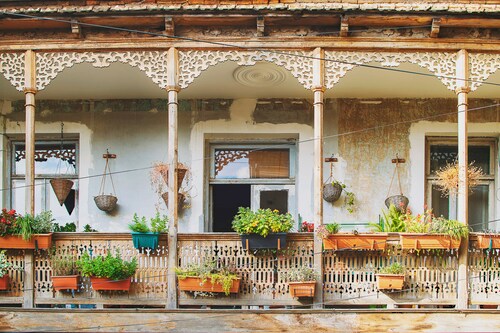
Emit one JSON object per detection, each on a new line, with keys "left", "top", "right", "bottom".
{"left": 385, "top": 155, "right": 409, "bottom": 213}
{"left": 94, "top": 150, "right": 118, "bottom": 212}
{"left": 435, "top": 161, "right": 484, "bottom": 197}
{"left": 50, "top": 123, "right": 74, "bottom": 206}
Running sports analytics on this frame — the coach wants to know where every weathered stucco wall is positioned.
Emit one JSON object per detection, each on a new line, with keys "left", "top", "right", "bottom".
{"left": 0, "top": 97, "right": 498, "bottom": 231}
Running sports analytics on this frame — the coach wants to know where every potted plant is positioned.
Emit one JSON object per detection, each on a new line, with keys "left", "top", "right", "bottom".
{"left": 231, "top": 207, "right": 294, "bottom": 250}
{"left": 0, "top": 250, "right": 20, "bottom": 290}
{"left": 399, "top": 207, "right": 469, "bottom": 250}
{"left": 150, "top": 162, "right": 189, "bottom": 210}
{"left": 128, "top": 212, "right": 168, "bottom": 250}
{"left": 282, "top": 266, "right": 318, "bottom": 298}
{"left": 0, "top": 209, "right": 53, "bottom": 250}
{"left": 323, "top": 180, "right": 356, "bottom": 214}
{"left": 76, "top": 251, "right": 138, "bottom": 291}
{"left": 49, "top": 247, "right": 80, "bottom": 291}
{"left": 319, "top": 222, "right": 388, "bottom": 251}
{"left": 175, "top": 260, "right": 240, "bottom": 296}
{"left": 376, "top": 262, "right": 405, "bottom": 290}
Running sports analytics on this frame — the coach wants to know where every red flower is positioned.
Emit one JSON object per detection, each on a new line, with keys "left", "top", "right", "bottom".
{"left": 7, "top": 209, "right": 15, "bottom": 216}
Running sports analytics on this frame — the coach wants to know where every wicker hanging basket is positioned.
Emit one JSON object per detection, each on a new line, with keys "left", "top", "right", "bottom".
{"left": 385, "top": 195, "right": 409, "bottom": 213}
{"left": 161, "top": 192, "right": 185, "bottom": 211}
{"left": 159, "top": 166, "right": 188, "bottom": 188}
{"left": 94, "top": 151, "right": 118, "bottom": 213}
{"left": 94, "top": 194, "right": 118, "bottom": 212}
{"left": 50, "top": 179, "right": 74, "bottom": 206}
{"left": 323, "top": 183, "right": 343, "bottom": 203}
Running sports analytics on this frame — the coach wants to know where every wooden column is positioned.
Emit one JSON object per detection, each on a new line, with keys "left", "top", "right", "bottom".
{"left": 166, "top": 47, "right": 179, "bottom": 309}
{"left": 312, "top": 47, "right": 325, "bottom": 309}
{"left": 23, "top": 50, "right": 37, "bottom": 309}
{"left": 456, "top": 49, "right": 470, "bottom": 310}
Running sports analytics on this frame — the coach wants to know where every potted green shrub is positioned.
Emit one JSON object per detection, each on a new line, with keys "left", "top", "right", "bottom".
{"left": 128, "top": 212, "right": 168, "bottom": 250}
{"left": 376, "top": 262, "right": 405, "bottom": 290}
{"left": 319, "top": 222, "right": 388, "bottom": 251}
{"left": 175, "top": 260, "right": 240, "bottom": 296}
{"left": 49, "top": 247, "right": 80, "bottom": 291}
{"left": 400, "top": 207, "right": 469, "bottom": 250}
{"left": 0, "top": 250, "right": 20, "bottom": 290}
{"left": 282, "top": 266, "right": 318, "bottom": 298}
{"left": 232, "top": 207, "right": 293, "bottom": 250}
{"left": 76, "top": 251, "right": 138, "bottom": 291}
{"left": 0, "top": 209, "right": 54, "bottom": 250}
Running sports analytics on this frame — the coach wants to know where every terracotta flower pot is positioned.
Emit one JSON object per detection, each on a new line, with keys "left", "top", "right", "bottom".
{"left": 0, "top": 274, "right": 9, "bottom": 290}
{"left": 177, "top": 276, "right": 240, "bottom": 294}
{"left": 323, "top": 233, "right": 388, "bottom": 251}
{"left": 52, "top": 275, "right": 80, "bottom": 291}
{"left": 376, "top": 274, "right": 405, "bottom": 290}
{"left": 288, "top": 281, "right": 316, "bottom": 298}
{"left": 0, "top": 234, "right": 52, "bottom": 250}
{"left": 90, "top": 277, "right": 132, "bottom": 291}
{"left": 475, "top": 234, "right": 500, "bottom": 249}
{"left": 399, "top": 233, "right": 461, "bottom": 250}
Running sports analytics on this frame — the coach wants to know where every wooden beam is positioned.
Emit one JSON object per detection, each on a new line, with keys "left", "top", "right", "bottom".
{"left": 430, "top": 18, "right": 441, "bottom": 38}
{"left": 456, "top": 49, "right": 470, "bottom": 310}
{"left": 1, "top": 309, "right": 500, "bottom": 332}
{"left": 312, "top": 47, "right": 325, "bottom": 309}
{"left": 256, "top": 16, "right": 265, "bottom": 37}
{"left": 166, "top": 47, "right": 179, "bottom": 310}
{"left": 165, "top": 16, "right": 175, "bottom": 36}
{"left": 339, "top": 16, "right": 349, "bottom": 37}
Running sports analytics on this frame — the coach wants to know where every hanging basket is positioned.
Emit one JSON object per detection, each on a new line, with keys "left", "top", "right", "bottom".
{"left": 161, "top": 192, "right": 186, "bottom": 211}
{"left": 323, "top": 183, "right": 343, "bottom": 203}
{"left": 94, "top": 195, "right": 118, "bottom": 212}
{"left": 160, "top": 167, "right": 188, "bottom": 187}
{"left": 50, "top": 179, "right": 74, "bottom": 206}
{"left": 385, "top": 195, "right": 409, "bottom": 213}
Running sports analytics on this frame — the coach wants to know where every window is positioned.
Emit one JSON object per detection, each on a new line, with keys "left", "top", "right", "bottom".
{"left": 11, "top": 141, "right": 78, "bottom": 223}
{"left": 209, "top": 143, "right": 296, "bottom": 232}
{"left": 426, "top": 138, "right": 496, "bottom": 232}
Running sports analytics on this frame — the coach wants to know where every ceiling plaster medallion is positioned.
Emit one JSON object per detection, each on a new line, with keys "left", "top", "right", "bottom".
{"left": 233, "top": 63, "right": 286, "bottom": 87}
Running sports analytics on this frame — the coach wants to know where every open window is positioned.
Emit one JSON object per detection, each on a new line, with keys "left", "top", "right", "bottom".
{"left": 209, "top": 143, "right": 296, "bottom": 232}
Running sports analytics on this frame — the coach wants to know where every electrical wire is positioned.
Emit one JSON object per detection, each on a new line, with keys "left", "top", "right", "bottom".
{"left": 0, "top": 11, "right": 499, "bottom": 88}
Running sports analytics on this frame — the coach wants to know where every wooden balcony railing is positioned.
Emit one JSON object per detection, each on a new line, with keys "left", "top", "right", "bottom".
{"left": 0, "top": 233, "right": 498, "bottom": 308}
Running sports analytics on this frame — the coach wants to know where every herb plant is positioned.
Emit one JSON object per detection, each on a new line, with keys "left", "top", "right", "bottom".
{"left": 282, "top": 266, "right": 318, "bottom": 282}
{"left": 128, "top": 212, "right": 168, "bottom": 233}
{"left": 231, "top": 207, "right": 294, "bottom": 237}
{"left": 175, "top": 260, "right": 239, "bottom": 296}
{"left": 77, "top": 252, "right": 137, "bottom": 281}
{"left": 316, "top": 223, "right": 341, "bottom": 239}
{"left": 379, "top": 262, "right": 405, "bottom": 275}
{"left": 0, "top": 250, "right": 21, "bottom": 277}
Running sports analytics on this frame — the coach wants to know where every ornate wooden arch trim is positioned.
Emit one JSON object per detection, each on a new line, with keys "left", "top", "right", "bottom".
{"left": 469, "top": 53, "right": 500, "bottom": 92}
{"left": 35, "top": 51, "right": 169, "bottom": 91}
{"left": 178, "top": 50, "right": 314, "bottom": 90}
{"left": 324, "top": 51, "right": 457, "bottom": 91}
{"left": 0, "top": 52, "right": 26, "bottom": 92}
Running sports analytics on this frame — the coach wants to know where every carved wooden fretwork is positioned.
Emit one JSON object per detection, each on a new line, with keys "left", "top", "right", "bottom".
{"left": 324, "top": 51, "right": 457, "bottom": 91}
{"left": 15, "top": 147, "right": 77, "bottom": 167}
{"left": 0, "top": 52, "right": 25, "bottom": 92}
{"left": 469, "top": 53, "right": 500, "bottom": 92}
{"left": 468, "top": 248, "right": 500, "bottom": 305}
{"left": 178, "top": 50, "right": 314, "bottom": 89}
{"left": 35, "top": 51, "right": 169, "bottom": 91}
{"left": 214, "top": 149, "right": 249, "bottom": 176}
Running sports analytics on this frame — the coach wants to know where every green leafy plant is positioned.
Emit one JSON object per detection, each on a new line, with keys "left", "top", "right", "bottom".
{"left": 316, "top": 223, "right": 341, "bottom": 239}
{"left": 0, "top": 250, "right": 21, "bottom": 277}
{"left": 128, "top": 212, "right": 168, "bottom": 233}
{"left": 175, "top": 260, "right": 239, "bottom": 296}
{"left": 83, "top": 224, "right": 98, "bottom": 232}
{"left": 49, "top": 247, "right": 79, "bottom": 276}
{"left": 344, "top": 191, "right": 356, "bottom": 214}
{"left": 231, "top": 207, "right": 293, "bottom": 237}
{"left": 282, "top": 266, "right": 318, "bottom": 282}
{"left": 403, "top": 208, "right": 469, "bottom": 240}
{"left": 379, "top": 262, "right": 405, "bottom": 275}
{"left": 52, "top": 222, "right": 77, "bottom": 232}
{"left": 77, "top": 251, "right": 137, "bottom": 281}
{"left": 7, "top": 211, "right": 54, "bottom": 240}
{"left": 370, "top": 204, "right": 407, "bottom": 232}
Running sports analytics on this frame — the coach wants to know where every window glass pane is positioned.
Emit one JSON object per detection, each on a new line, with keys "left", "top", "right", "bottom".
{"left": 260, "top": 190, "right": 288, "bottom": 214}
{"left": 469, "top": 185, "right": 489, "bottom": 232}
{"left": 12, "top": 179, "right": 44, "bottom": 215}
{"left": 14, "top": 142, "right": 77, "bottom": 176}
{"left": 431, "top": 184, "right": 449, "bottom": 219}
{"left": 215, "top": 149, "right": 289, "bottom": 179}
{"left": 429, "top": 145, "right": 490, "bottom": 174}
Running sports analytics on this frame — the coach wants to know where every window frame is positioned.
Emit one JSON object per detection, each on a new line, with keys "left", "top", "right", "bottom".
{"left": 425, "top": 137, "right": 496, "bottom": 231}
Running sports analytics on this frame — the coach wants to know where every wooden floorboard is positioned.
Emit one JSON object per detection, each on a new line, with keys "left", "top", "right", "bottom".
{"left": 0, "top": 308, "right": 498, "bottom": 332}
